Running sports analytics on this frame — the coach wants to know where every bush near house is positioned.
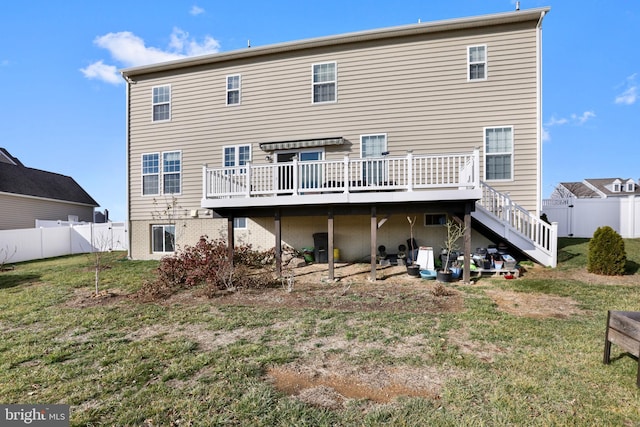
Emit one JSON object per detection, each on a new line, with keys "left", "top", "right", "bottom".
{"left": 136, "top": 236, "right": 277, "bottom": 301}
{"left": 587, "top": 226, "right": 627, "bottom": 275}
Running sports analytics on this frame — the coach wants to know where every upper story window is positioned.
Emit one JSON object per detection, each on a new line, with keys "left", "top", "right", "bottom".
{"left": 312, "top": 62, "right": 336, "bottom": 103}
{"left": 626, "top": 180, "right": 636, "bottom": 192}
{"left": 142, "top": 153, "right": 160, "bottom": 195}
{"left": 226, "top": 75, "right": 241, "bottom": 105}
{"left": 152, "top": 85, "right": 171, "bottom": 121}
{"left": 484, "top": 126, "right": 513, "bottom": 181}
{"left": 468, "top": 45, "right": 487, "bottom": 81}
{"left": 162, "top": 151, "right": 181, "bottom": 194}
{"left": 141, "top": 151, "right": 181, "bottom": 195}
{"left": 223, "top": 145, "right": 251, "bottom": 172}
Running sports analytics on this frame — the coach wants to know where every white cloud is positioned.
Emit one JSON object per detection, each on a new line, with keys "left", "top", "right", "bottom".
{"left": 544, "top": 116, "right": 568, "bottom": 127}
{"left": 615, "top": 73, "right": 638, "bottom": 105}
{"left": 543, "top": 111, "right": 595, "bottom": 142}
{"left": 169, "top": 28, "right": 221, "bottom": 56}
{"left": 571, "top": 110, "right": 596, "bottom": 124}
{"left": 79, "top": 60, "right": 121, "bottom": 85}
{"left": 190, "top": 5, "right": 205, "bottom": 15}
{"left": 81, "top": 28, "right": 221, "bottom": 85}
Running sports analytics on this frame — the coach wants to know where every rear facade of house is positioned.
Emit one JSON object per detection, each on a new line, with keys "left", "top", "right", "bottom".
{"left": 123, "top": 7, "right": 556, "bottom": 268}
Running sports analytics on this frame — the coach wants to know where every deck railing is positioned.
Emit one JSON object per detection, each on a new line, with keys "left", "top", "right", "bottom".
{"left": 477, "top": 182, "right": 557, "bottom": 257}
{"left": 204, "top": 150, "right": 480, "bottom": 199}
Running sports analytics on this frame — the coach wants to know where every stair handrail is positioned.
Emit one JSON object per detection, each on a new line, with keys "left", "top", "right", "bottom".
{"left": 477, "top": 182, "right": 557, "bottom": 264}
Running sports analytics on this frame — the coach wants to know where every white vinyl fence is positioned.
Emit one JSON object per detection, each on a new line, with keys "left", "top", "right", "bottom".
{"left": 542, "top": 197, "right": 640, "bottom": 238}
{"left": 0, "top": 222, "right": 128, "bottom": 264}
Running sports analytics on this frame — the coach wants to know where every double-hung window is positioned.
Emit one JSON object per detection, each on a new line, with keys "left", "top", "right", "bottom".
{"left": 223, "top": 145, "right": 251, "bottom": 173}
{"left": 226, "top": 75, "right": 241, "bottom": 105}
{"left": 468, "top": 45, "right": 487, "bottom": 81}
{"left": 152, "top": 224, "right": 175, "bottom": 253}
{"left": 142, "top": 153, "right": 160, "bottom": 195}
{"left": 141, "top": 151, "right": 181, "bottom": 195}
{"left": 484, "top": 127, "right": 513, "bottom": 181}
{"left": 312, "top": 62, "right": 336, "bottom": 103}
{"left": 162, "top": 151, "right": 181, "bottom": 194}
{"left": 233, "top": 217, "right": 247, "bottom": 229}
{"left": 152, "top": 85, "right": 171, "bottom": 121}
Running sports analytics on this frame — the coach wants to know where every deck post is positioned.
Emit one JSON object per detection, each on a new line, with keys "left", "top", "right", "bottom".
{"left": 343, "top": 155, "right": 350, "bottom": 194}
{"left": 292, "top": 158, "right": 299, "bottom": 196}
{"left": 328, "top": 208, "right": 334, "bottom": 281}
{"left": 227, "top": 216, "right": 234, "bottom": 266}
{"left": 370, "top": 206, "right": 377, "bottom": 281}
{"left": 245, "top": 162, "right": 252, "bottom": 198}
{"left": 406, "top": 150, "right": 413, "bottom": 192}
{"left": 275, "top": 209, "right": 282, "bottom": 277}
{"left": 463, "top": 203, "right": 472, "bottom": 284}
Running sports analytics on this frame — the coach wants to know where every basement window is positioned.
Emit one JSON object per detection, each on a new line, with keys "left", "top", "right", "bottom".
{"left": 424, "top": 214, "right": 447, "bottom": 227}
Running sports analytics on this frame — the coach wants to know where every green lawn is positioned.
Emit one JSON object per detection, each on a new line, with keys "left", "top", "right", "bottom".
{"left": 1, "top": 240, "right": 640, "bottom": 426}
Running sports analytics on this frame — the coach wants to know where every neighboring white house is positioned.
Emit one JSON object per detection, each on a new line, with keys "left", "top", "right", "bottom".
{"left": 543, "top": 178, "right": 640, "bottom": 238}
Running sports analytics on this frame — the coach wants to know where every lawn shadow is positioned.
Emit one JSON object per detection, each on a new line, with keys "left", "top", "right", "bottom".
{"left": 625, "top": 260, "right": 640, "bottom": 275}
{"left": 0, "top": 273, "right": 41, "bottom": 289}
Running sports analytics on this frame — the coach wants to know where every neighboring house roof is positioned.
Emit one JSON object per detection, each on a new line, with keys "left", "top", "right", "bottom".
{"left": 558, "top": 178, "right": 640, "bottom": 199}
{"left": 558, "top": 182, "right": 601, "bottom": 198}
{"left": 121, "top": 7, "right": 550, "bottom": 78}
{"left": 0, "top": 148, "right": 99, "bottom": 206}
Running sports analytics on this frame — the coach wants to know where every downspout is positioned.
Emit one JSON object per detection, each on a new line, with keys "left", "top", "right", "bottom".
{"left": 535, "top": 10, "right": 546, "bottom": 216}
{"left": 123, "top": 72, "right": 133, "bottom": 259}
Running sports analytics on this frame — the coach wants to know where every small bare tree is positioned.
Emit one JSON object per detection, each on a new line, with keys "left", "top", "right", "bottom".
{"left": 90, "top": 225, "right": 122, "bottom": 296}
{"left": 442, "top": 217, "right": 466, "bottom": 273}
{"left": 151, "top": 195, "right": 186, "bottom": 252}
{"left": 0, "top": 245, "right": 17, "bottom": 271}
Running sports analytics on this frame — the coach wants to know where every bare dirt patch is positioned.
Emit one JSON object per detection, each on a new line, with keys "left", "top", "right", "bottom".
{"left": 64, "top": 288, "right": 128, "bottom": 309}
{"left": 484, "top": 288, "right": 586, "bottom": 319}
{"left": 209, "top": 263, "right": 464, "bottom": 314}
{"left": 266, "top": 357, "right": 458, "bottom": 408}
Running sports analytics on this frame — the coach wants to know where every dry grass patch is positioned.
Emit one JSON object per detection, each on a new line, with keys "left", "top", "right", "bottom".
{"left": 484, "top": 289, "right": 586, "bottom": 319}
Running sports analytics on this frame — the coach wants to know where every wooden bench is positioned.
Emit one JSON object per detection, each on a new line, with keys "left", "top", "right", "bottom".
{"left": 603, "top": 310, "right": 640, "bottom": 387}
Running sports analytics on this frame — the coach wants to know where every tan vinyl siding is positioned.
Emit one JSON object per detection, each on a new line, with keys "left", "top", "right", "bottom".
{"left": 128, "top": 20, "right": 541, "bottom": 221}
{"left": 0, "top": 193, "right": 94, "bottom": 230}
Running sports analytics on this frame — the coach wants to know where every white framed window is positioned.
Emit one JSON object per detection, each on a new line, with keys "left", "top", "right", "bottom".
{"left": 233, "top": 217, "right": 247, "bottom": 229}
{"left": 312, "top": 62, "right": 337, "bottom": 103}
{"left": 142, "top": 153, "right": 160, "bottom": 195}
{"left": 626, "top": 180, "right": 635, "bottom": 192}
{"left": 223, "top": 145, "right": 251, "bottom": 172}
{"left": 360, "top": 134, "right": 387, "bottom": 185}
{"left": 226, "top": 75, "right": 241, "bottom": 105}
{"left": 141, "top": 151, "right": 181, "bottom": 195}
{"left": 468, "top": 45, "right": 487, "bottom": 81}
{"left": 152, "top": 224, "right": 175, "bottom": 253}
{"left": 484, "top": 126, "right": 513, "bottom": 181}
{"left": 162, "top": 151, "right": 181, "bottom": 194}
{"left": 152, "top": 85, "right": 171, "bottom": 121}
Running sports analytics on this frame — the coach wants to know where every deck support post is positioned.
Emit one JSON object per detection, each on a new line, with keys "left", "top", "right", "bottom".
{"left": 370, "top": 206, "right": 377, "bottom": 281}
{"left": 227, "top": 216, "right": 234, "bottom": 266}
{"left": 463, "top": 203, "right": 472, "bottom": 284}
{"left": 328, "top": 208, "right": 335, "bottom": 281}
{"left": 275, "top": 209, "right": 282, "bottom": 277}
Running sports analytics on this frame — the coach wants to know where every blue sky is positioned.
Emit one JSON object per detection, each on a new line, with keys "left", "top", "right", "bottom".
{"left": 1, "top": 1, "right": 638, "bottom": 221}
